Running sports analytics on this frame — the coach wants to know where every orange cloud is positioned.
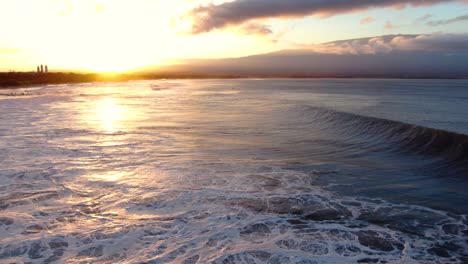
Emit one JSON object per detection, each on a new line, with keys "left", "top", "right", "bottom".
{"left": 385, "top": 21, "right": 394, "bottom": 29}
{"left": 360, "top": 16, "right": 375, "bottom": 24}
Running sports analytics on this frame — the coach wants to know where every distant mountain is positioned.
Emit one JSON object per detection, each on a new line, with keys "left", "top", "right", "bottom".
{"left": 138, "top": 34, "right": 468, "bottom": 78}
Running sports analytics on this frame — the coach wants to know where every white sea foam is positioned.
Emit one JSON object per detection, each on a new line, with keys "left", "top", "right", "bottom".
{"left": 0, "top": 79, "right": 467, "bottom": 263}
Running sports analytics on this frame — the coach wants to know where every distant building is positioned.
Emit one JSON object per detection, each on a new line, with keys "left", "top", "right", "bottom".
{"left": 40, "top": 64, "right": 44, "bottom": 73}
{"left": 37, "top": 66, "right": 40, "bottom": 73}
{"left": 45, "top": 65, "right": 48, "bottom": 73}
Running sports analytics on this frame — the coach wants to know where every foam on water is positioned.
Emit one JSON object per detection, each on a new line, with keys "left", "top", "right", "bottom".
{"left": 1, "top": 80, "right": 467, "bottom": 263}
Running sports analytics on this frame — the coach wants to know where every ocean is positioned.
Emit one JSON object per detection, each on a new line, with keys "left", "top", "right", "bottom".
{"left": 0, "top": 79, "right": 467, "bottom": 263}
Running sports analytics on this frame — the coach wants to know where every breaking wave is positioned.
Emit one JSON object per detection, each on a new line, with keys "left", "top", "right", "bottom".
{"left": 295, "top": 106, "right": 468, "bottom": 174}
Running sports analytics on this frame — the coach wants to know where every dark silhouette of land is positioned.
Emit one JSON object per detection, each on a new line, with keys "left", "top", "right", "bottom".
{"left": 0, "top": 72, "right": 244, "bottom": 89}
{"left": 2, "top": 69, "right": 467, "bottom": 90}
{"left": 139, "top": 51, "right": 468, "bottom": 79}
{"left": 0, "top": 72, "right": 117, "bottom": 88}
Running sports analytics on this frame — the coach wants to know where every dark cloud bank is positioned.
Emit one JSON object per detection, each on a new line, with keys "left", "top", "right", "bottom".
{"left": 151, "top": 34, "right": 468, "bottom": 78}
{"left": 188, "top": 0, "right": 464, "bottom": 33}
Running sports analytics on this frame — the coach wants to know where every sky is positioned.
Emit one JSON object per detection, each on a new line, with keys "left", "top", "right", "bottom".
{"left": 0, "top": 0, "right": 467, "bottom": 72}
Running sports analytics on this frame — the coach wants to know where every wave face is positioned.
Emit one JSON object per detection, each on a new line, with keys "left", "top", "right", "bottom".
{"left": 0, "top": 79, "right": 467, "bottom": 263}
{"left": 295, "top": 106, "right": 468, "bottom": 174}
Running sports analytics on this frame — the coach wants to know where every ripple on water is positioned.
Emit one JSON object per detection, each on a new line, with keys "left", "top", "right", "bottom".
{"left": 1, "top": 80, "right": 468, "bottom": 263}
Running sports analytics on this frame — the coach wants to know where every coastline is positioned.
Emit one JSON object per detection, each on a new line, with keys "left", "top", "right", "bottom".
{"left": 1, "top": 72, "right": 467, "bottom": 89}
{"left": 0, "top": 72, "right": 139, "bottom": 89}
{"left": 0, "top": 72, "right": 244, "bottom": 89}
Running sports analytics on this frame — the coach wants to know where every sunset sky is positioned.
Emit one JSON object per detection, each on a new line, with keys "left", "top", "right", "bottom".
{"left": 1, "top": 0, "right": 467, "bottom": 72}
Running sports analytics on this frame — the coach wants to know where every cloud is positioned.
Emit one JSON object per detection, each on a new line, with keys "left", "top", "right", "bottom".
{"left": 384, "top": 21, "right": 394, "bottom": 29}
{"left": 415, "top": 13, "right": 433, "bottom": 22}
{"left": 295, "top": 33, "right": 468, "bottom": 55}
{"left": 186, "top": 0, "right": 461, "bottom": 34}
{"left": 360, "top": 16, "right": 375, "bottom": 24}
{"left": 390, "top": 33, "right": 468, "bottom": 52}
{"left": 238, "top": 23, "right": 273, "bottom": 35}
{"left": 427, "top": 13, "right": 468, "bottom": 26}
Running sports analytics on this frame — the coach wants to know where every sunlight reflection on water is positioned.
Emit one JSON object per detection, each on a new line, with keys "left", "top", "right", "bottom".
{"left": 0, "top": 79, "right": 467, "bottom": 263}
{"left": 93, "top": 98, "right": 128, "bottom": 133}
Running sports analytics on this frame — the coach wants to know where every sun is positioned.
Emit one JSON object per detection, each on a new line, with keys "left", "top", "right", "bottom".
{"left": 21, "top": 0, "right": 183, "bottom": 73}
{"left": 1, "top": 0, "right": 276, "bottom": 72}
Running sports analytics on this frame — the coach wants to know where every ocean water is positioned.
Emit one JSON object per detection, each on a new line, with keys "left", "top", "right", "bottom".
{"left": 0, "top": 79, "right": 467, "bottom": 263}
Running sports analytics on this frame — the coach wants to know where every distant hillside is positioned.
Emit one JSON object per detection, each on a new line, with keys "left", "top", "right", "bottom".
{"left": 138, "top": 34, "right": 468, "bottom": 79}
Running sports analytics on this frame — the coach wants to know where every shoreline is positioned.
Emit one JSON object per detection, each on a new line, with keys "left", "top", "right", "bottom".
{"left": 1, "top": 72, "right": 467, "bottom": 89}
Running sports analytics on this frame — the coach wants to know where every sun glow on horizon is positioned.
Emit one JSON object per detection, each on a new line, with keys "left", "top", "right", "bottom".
{"left": 31, "top": 0, "right": 185, "bottom": 72}
{"left": 1, "top": 0, "right": 466, "bottom": 72}
{"left": 0, "top": 0, "right": 274, "bottom": 72}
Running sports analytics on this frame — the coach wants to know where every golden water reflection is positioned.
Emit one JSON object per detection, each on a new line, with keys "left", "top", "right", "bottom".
{"left": 86, "top": 170, "right": 130, "bottom": 182}
{"left": 93, "top": 98, "right": 129, "bottom": 133}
